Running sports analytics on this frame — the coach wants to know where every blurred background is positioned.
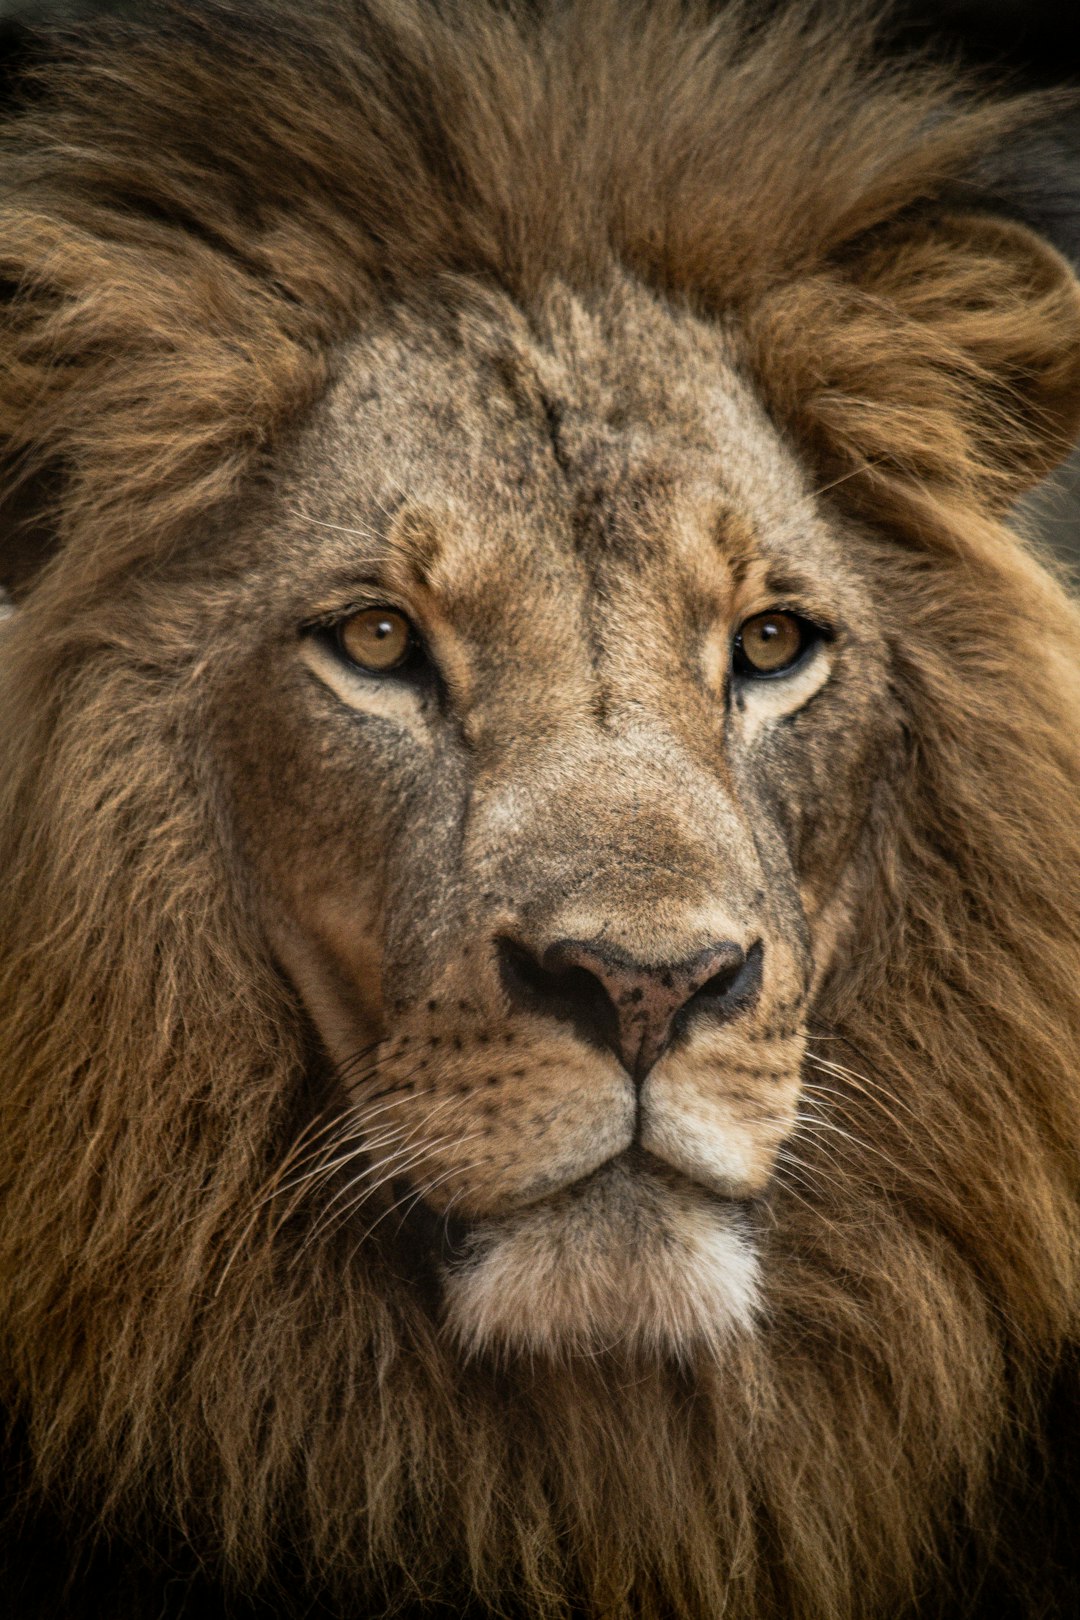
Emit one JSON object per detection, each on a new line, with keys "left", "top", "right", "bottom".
{"left": 1, "top": 0, "right": 1078, "bottom": 571}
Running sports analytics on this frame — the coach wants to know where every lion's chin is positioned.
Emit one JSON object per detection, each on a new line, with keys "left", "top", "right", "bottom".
{"left": 440, "top": 1155, "right": 761, "bottom": 1361}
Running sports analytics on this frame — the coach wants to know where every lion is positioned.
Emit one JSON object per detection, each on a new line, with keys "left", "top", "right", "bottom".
{"left": 2, "top": 1, "right": 1080, "bottom": 1615}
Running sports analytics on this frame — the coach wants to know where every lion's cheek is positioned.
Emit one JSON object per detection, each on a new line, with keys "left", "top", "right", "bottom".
{"left": 640, "top": 1057, "right": 802, "bottom": 1199}
{"left": 392, "top": 1052, "right": 638, "bottom": 1220}
{"left": 262, "top": 885, "right": 389, "bottom": 1059}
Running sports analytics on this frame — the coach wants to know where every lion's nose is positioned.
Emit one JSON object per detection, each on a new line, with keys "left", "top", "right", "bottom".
{"left": 497, "top": 935, "right": 762, "bottom": 1081}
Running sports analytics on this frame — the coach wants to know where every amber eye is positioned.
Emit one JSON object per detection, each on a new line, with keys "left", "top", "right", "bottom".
{"left": 336, "top": 607, "right": 415, "bottom": 673}
{"left": 733, "top": 611, "right": 814, "bottom": 678}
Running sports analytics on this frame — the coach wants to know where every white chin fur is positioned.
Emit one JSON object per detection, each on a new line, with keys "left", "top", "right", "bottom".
{"left": 441, "top": 1159, "right": 759, "bottom": 1361}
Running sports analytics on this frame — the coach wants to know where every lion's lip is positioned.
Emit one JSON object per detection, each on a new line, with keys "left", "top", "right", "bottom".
{"left": 555, "top": 1143, "right": 763, "bottom": 1205}
{"left": 496, "top": 1143, "right": 766, "bottom": 1216}
{"left": 395, "top": 1146, "right": 763, "bottom": 1264}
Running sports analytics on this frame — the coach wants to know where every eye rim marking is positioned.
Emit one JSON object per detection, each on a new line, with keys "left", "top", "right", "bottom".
{"left": 299, "top": 598, "right": 428, "bottom": 681}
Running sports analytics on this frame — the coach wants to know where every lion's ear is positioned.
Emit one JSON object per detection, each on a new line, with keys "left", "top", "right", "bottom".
{"left": 856, "top": 213, "right": 1080, "bottom": 494}
{"left": 853, "top": 213, "right": 1080, "bottom": 504}
{"left": 753, "top": 213, "right": 1080, "bottom": 519}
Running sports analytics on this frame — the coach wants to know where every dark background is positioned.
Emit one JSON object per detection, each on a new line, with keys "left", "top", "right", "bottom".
{"left": 2, "top": 0, "right": 1079, "bottom": 67}
{"left": 2, "top": 0, "right": 1079, "bottom": 570}
{"left": 4, "top": 1, "right": 1078, "bottom": 95}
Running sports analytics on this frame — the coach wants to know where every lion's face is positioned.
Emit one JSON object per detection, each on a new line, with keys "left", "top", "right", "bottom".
{"left": 216, "top": 277, "right": 889, "bottom": 1356}
{"left": 8, "top": 6, "right": 1080, "bottom": 1613}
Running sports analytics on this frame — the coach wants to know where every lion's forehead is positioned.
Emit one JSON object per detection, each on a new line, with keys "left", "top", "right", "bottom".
{"left": 282, "top": 279, "right": 848, "bottom": 637}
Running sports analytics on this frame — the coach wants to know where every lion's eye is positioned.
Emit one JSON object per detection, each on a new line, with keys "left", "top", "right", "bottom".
{"left": 733, "top": 611, "right": 817, "bottom": 678}
{"left": 336, "top": 607, "right": 415, "bottom": 674}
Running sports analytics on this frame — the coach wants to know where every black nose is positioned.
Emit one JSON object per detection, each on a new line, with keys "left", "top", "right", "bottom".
{"left": 497, "top": 935, "right": 763, "bottom": 1081}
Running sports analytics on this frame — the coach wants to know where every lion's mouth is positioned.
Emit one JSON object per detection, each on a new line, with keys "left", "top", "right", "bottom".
{"left": 393, "top": 1144, "right": 764, "bottom": 1269}
{"left": 423, "top": 1147, "right": 765, "bottom": 1357}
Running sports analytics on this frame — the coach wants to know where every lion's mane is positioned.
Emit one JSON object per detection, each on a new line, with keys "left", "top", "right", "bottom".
{"left": 2, "top": 3, "right": 1080, "bottom": 1616}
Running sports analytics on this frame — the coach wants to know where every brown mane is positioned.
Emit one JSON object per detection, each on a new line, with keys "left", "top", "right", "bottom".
{"left": 2, "top": 3, "right": 1080, "bottom": 1615}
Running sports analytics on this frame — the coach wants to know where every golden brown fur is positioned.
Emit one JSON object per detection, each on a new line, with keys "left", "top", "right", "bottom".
{"left": 2, "top": 3, "right": 1080, "bottom": 1616}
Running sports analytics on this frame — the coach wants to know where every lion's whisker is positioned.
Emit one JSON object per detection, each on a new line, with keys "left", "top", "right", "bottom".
{"left": 771, "top": 1155, "right": 850, "bottom": 1222}
{"left": 799, "top": 1056, "right": 926, "bottom": 1146}
{"left": 299, "top": 1127, "right": 482, "bottom": 1252}
{"left": 246, "top": 1084, "right": 442, "bottom": 1212}
{"left": 233, "top": 1082, "right": 473, "bottom": 1280}
{"left": 803, "top": 1052, "right": 922, "bottom": 1133}
{"left": 350, "top": 1155, "right": 487, "bottom": 1252}
{"left": 809, "top": 459, "right": 880, "bottom": 499}
{"left": 330, "top": 1137, "right": 487, "bottom": 1238}
{"left": 216, "top": 1085, "right": 456, "bottom": 1287}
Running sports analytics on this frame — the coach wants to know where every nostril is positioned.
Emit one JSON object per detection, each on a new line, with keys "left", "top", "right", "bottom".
{"left": 675, "top": 939, "right": 764, "bottom": 1037}
{"left": 496, "top": 936, "right": 620, "bottom": 1055}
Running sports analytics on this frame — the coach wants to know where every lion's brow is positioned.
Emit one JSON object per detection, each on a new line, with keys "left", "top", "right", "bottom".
{"left": 291, "top": 501, "right": 451, "bottom": 593}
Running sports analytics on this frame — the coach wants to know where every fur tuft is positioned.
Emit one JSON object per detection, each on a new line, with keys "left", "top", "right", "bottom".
{"left": 443, "top": 1163, "right": 761, "bottom": 1362}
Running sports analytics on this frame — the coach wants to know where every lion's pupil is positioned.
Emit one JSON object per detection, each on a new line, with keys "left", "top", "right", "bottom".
{"left": 339, "top": 608, "right": 412, "bottom": 672}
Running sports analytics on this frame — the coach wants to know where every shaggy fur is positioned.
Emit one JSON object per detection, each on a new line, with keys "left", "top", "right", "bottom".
{"left": 2, "top": 2, "right": 1080, "bottom": 1616}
